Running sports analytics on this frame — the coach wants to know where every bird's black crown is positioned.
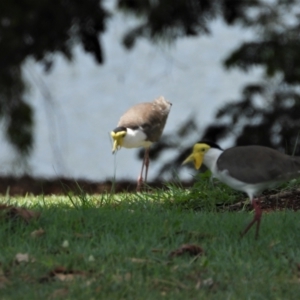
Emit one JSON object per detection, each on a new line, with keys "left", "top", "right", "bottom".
{"left": 112, "top": 126, "right": 127, "bottom": 133}
{"left": 197, "top": 140, "right": 223, "bottom": 150}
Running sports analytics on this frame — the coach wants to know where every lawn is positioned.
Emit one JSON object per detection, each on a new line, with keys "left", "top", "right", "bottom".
{"left": 0, "top": 178, "right": 300, "bottom": 299}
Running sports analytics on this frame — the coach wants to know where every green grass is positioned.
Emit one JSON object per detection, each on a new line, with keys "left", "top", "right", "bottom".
{"left": 1, "top": 178, "right": 300, "bottom": 299}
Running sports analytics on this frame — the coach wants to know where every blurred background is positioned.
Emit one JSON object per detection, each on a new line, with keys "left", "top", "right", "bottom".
{"left": 1, "top": 0, "right": 300, "bottom": 186}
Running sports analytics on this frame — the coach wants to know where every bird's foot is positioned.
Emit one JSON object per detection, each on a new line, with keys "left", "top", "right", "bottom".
{"left": 136, "top": 176, "right": 143, "bottom": 192}
{"left": 240, "top": 199, "right": 262, "bottom": 240}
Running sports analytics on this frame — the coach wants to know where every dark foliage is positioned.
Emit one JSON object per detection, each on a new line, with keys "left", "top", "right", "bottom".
{"left": 206, "top": 0, "right": 300, "bottom": 152}
{"left": 214, "top": 82, "right": 300, "bottom": 151}
{"left": 118, "top": 0, "right": 261, "bottom": 48}
{"left": 0, "top": 0, "right": 109, "bottom": 153}
{"left": 225, "top": 39, "right": 300, "bottom": 84}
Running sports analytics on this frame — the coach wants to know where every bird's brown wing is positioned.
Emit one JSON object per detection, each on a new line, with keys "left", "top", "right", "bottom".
{"left": 118, "top": 99, "right": 171, "bottom": 142}
{"left": 217, "top": 146, "right": 300, "bottom": 184}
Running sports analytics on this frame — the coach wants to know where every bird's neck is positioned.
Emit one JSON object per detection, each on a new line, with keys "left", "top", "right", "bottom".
{"left": 203, "top": 148, "right": 223, "bottom": 172}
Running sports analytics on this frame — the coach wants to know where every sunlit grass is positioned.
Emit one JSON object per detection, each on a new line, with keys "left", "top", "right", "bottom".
{"left": 0, "top": 177, "right": 300, "bottom": 299}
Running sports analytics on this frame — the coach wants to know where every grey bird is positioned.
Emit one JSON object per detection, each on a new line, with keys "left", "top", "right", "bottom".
{"left": 182, "top": 141, "right": 300, "bottom": 239}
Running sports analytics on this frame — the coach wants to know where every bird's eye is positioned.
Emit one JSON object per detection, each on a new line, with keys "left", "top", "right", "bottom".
{"left": 201, "top": 148, "right": 205, "bottom": 152}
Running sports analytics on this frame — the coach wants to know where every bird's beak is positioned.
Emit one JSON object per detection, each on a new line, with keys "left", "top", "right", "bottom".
{"left": 111, "top": 131, "right": 124, "bottom": 153}
{"left": 182, "top": 152, "right": 203, "bottom": 170}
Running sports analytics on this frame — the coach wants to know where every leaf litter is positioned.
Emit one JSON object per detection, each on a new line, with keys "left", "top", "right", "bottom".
{"left": 169, "top": 244, "right": 205, "bottom": 258}
{"left": 0, "top": 204, "right": 40, "bottom": 223}
{"left": 0, "top": 263, "right": 10, "bottom": 289}
{"left": 39, "top": 266, "right": 89, "bottom": 283}
{"left": 15, "top": 253, "right": 35, "bottom": 264}
{"left": 30, "top": 228, "right": 45, "bottom": 238}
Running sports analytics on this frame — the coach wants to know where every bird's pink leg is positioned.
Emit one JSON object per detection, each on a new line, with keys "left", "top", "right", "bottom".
{"left": 240, "top": 198, "right": 262, "bottom": 239}
{"left": 137, "top": 161, "right": 144, "bottom": 192}
{"left": 144, "top": 148, "right": 150, "bottom": 183}
{"left": 137, "top": 148, "right": 148, "bottom": 191}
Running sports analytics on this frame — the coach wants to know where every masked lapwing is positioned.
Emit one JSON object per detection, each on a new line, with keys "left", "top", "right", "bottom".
{"left": 111, "top": 96, "right": 172, "bottom": 191}
{"left": 182, "top": 141, "right": 300, "bottom": 239}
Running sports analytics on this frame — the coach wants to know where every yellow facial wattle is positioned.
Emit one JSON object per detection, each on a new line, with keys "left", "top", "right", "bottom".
{"left": 182, "top": 143, "right": 210, "bottom": 170}
{"left": 182, "top": 153, "right": 203, "bottom": 170}
{"left": 111, "top": 131, "right": 126, "bottom": 153}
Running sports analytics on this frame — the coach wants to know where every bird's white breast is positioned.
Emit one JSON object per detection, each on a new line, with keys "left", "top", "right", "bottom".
{"left": 203, "top": 148, "right": 222, "bottom": 172}
{"left": 122, "top": 128, "right": 152, "bottom": 149}
{"left": 214, "top": 168, "right": 280, "bottom": 201}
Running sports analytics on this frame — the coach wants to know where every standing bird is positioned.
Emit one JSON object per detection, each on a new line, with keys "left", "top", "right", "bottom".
{"left": 182, "top": 141, "right": 300, "bottom": 239}
{"left": 111, "top": 96, "right": 172, "bottom": 191}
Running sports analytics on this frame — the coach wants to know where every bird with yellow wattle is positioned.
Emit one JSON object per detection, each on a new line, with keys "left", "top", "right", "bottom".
{"left": 111, "top": 96, "right": 172, "bottom": 191}
{"left": 182, "top": 140, "right": 300, "bottom": 239}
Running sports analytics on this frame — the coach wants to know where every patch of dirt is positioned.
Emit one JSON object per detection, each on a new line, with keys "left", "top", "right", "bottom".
{"left": 0, "top": 175, "right": 192, "bottom": 196}
{"left": 228, "top": 189, "right": 300, "bottom": 212}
